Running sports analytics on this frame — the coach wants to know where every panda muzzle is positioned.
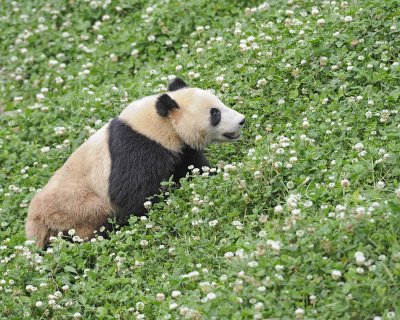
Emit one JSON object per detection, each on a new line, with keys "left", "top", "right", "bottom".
{"left": 223, "top": 132, "right": 241, "bottom": 140}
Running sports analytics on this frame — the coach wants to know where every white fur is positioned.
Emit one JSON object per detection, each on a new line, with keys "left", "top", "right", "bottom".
{"left": 119, "top": 88, "right": 245, "bottom": 151}
{"left": 168, "top": 88, "right": 245, "bottom": 149}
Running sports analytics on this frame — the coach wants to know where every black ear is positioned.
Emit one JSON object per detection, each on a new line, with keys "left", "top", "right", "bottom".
{"left": 156, "top": 94, "right": 179, "bottom": 117}
{"left": 168, "top": 77, "right": 188, "bottom": 91}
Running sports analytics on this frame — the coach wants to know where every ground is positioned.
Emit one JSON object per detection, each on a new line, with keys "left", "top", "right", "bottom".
{"left": 0, "top": 0, "right": 399, "bottom": 319}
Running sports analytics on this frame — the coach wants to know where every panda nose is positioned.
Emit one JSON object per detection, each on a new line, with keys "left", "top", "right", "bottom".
{"left": 239, "top": 118, "right": 245, "bottom": 126}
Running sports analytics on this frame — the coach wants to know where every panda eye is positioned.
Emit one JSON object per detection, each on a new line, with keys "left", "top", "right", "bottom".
{"left": 210, "top": 108, "right": 221, "bottom": 126}
{"left": 210, "top": 108, "right": 220, "bottom": 116}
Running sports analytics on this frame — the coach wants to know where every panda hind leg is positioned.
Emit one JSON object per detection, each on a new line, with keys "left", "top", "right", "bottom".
{"left": 46, "top": 190, "right": 113, "bottom": 241}
{"left": 25, "top": 214, "right": 52, "bottom": 249}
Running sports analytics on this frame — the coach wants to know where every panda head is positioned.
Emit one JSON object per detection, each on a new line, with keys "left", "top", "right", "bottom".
{"left": 156, "top": 78, "right": 245, "bottom": 150}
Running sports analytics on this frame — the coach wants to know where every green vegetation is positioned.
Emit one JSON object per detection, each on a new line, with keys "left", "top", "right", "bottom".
{"left": 1, "top": 0, "right": 400, "bottom": 319}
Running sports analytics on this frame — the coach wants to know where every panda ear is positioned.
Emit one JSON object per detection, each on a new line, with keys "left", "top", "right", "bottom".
{"left": 156, "top": 94, "right": 179, "bottom": 117}
{"left": 168, "top": 77, "right": 188, "bottom": 91}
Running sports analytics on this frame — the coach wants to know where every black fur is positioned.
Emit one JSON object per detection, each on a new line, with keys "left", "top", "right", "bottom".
{"left": 156, "top": 94, "right": 179, "bottom": 117}
{"left": 168, "top": 77, "right": 188, "bottom": 91}
{"left": 173, "top": 146, "right": 210, "bottom": 182}
{"left": 108, "top": 118, "right": 210, "bottom": 224}
{"left": 210, "top": 108, "right": 221, "bottom": 126}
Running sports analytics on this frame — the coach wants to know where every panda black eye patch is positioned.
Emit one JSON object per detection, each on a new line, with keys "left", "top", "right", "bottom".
{"left": 210, "top": 108, "right": 221, "bottom": 126}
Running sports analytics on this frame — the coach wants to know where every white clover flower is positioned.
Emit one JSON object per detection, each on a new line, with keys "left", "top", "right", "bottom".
{"left": 218, "top": 275, "right": 228, "bottom": 282}
{"left": 356, "top": 267, "right": 364, "bottom": 274}
{"left": 206, "top": 292, "right": 217, "bottom": 300}
{"left": 270, "top": 241, "right": 281, "bottom": 253}
{"left": 148, "top": 35, "right": 156, "bottom": 41}
{"left": 131, "top": 49, "right": 139, "bottom": 57}
{"left": 41, "top": 146, "right": 50, "bottom": 153}
{"left": 286, "top": 181, "right": 294, "bottom": 189}
{"left": 344, "top": 16, "right": 353, "bottom": 22}
{"left": 156, "top": 293, "right": 165, "bottom": 301}
{"left": 109, "top": 53, "right": 118, "bottom": 62}
{"left": 169, "top": 303, "right": 178, "bottom": 310}
{"left": 295, "top": 308, "right": 305, "bottom": 318}
{"left": 257, "top": 78, "right": 267, "bottom": 87}
{"left": 196, "top": 26, "right": 204, "bottom": 33}
{"left": 311, "top": 7, "right": 319, "bottom": 15}
{"left": 187, "top": 271, "right": 199, "bottom": 279}
{"left": 26, "top": 285, "right": 37, "bottom": 292}
{"left": 25, "top": 240, "right": 35, "bottom": 246}
{"left": 55, "top": 77, "right": 64, "bottom": 85}
{"left": 140, "top": 240, "right": 148, "bottom": 247}
{"left": 35, "top": 301, "right": 43, "bottom": 308}
{"left": 354, "top": 142, "right": 364, "bottom": 151}
{"left": 355, "top": 207, "right": 365, "bottom": 215}
{"left": 331, "top": 270, "right": 342, "bottom": 280}
{"left": 208, "top": 220, "right": 218, "bottom": 227}
{"left": 274, "top": 265, "right": 284, "bottom": 273}
{"left": 304, "top": 200, "right": 313, "bottom": 208}
{"left": 232, "top": 221, "right": 243, "bottom": 230}
{"left": 275, "top": 274, "right": 284, "bottom": 281}
{"left": 191, "top": 207, "right": 199, "bottom": 214}
{"left": 356, "top": 255, "right": 366, "bottom": 267}
{"left": 376, "top": 181, "right": 385, "bottom": 189}
{"left": 317, "top": 19, "right": 325, "bottom": 26}
{"left": 68, "top": 229, "right": 76, "bottom": 236}
{"left": 254, "top": 301, "right": 264, "bottom": 310}
{"left": 309, "top": 295, "right": 317, "bottom": 304}
{"left": 274, "top": 205, "right": 284, "bottom": 215}
{"left": 358, "top": 150, "right": 367, "bottom": 157}
{"left": 171, "top": 290, "right": 181, "bottom": 298}
{"left": 254, "top": 171, "right": 262, "bottom": 179}
{"left": 296, "top": 230, "right": 305, "bottom": 237}
{"left": 340, "top": 179, "right": 350, "bottom": 188}
{"left": 36, "top": 93, "right": 46, "bottom": 101}
{"left": 258, "top": 230, "right": 267, "bottom": 238}
{"left": 248, "top": 261, "right": 258, "bottom": 267}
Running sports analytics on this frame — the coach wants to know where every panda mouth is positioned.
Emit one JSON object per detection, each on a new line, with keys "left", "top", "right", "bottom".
{"left": 223, "top": 132, "right": 241, "bottom": 140}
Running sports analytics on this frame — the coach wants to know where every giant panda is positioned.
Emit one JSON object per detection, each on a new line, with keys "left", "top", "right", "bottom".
{"left": 26, "top": 78, "right": 245, "bottom": 248}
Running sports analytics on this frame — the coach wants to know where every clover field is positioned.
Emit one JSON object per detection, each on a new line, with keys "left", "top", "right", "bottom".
{"left": 0, "top": 0, "right": 400, "bottom": 319}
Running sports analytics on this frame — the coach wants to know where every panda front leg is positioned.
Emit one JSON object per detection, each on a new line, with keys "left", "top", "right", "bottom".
{"left": 173, "top": 146, "right": 211, "bottom": 184}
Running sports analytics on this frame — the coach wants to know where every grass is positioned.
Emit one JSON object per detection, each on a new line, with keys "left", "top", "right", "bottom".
{"left": 1, "top": 0, "right": 400, "bottom": 319}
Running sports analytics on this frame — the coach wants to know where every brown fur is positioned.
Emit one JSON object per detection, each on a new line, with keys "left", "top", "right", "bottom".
{"left": 26, "top": 125, "right": 113, "bottom": 248}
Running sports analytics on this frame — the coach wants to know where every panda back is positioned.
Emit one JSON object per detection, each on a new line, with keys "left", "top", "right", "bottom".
{"left": 108, "top": 118, "right": 181, "bottom": 223}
